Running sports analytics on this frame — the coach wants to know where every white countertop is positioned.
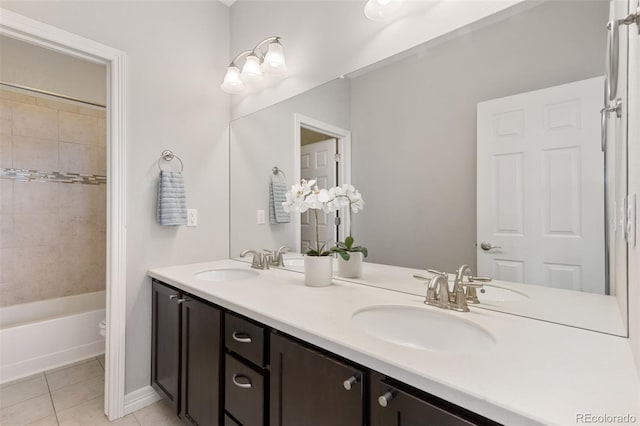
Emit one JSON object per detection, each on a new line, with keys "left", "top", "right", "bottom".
{"left": 148, "top": 259, "right": 639, "bottom": 426}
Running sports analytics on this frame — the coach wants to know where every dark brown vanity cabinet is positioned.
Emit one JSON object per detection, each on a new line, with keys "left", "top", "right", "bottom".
{"left": 269, "top": 332, "right": 365, "bottom": 426}
{"left": 152, "top": 280, "right": 500, "bottom": 426}
{"left": 370, "top": 372, "right": 499, "bottom": 426}
{"left": 151, "top": 280, "right": 222, "bottom": 426}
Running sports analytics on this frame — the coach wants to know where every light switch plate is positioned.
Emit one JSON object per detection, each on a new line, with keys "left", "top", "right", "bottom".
{"left": 187, "top": 209, "right": 198, "bottom": 227}
{"left": 257, "top": 209, "right": 265, "bottom": 225}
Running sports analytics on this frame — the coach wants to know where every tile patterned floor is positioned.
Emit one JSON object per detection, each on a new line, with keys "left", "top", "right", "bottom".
{"left": 0, "top": 356, "right": 181, "bottom": 426}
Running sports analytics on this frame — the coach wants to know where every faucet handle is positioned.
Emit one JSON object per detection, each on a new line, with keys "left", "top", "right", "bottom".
{"left": 426, "top": 269, "right": 449, "bottom": 279}
{"left": 412, "top": 274, "right": 431, "bottom": 281}
{"left": 469, "top": 276, "right": 492, "bottom": 283}
{"left": 277, "top": 246, "right": 291, "bottom": 254}
{"left": 262, "top": 253, "right": 271, "bottom": 269}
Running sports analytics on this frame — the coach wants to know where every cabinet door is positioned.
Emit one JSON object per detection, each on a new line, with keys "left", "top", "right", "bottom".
{"left": 151, "top": 280, "right": 181, "bottom": 413}
{"left": 180, "top": 297, "right": 222, "bottom": 426}
{"left": 370, "top": 373, "right": 495, "bottom": 426}
{"left": 269, "top": 333, "right": 364, "bottom": 426}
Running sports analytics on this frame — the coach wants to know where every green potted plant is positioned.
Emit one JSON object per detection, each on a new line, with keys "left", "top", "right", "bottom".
{"left": 329, "top": 184, "right": 367, "bottom": 278}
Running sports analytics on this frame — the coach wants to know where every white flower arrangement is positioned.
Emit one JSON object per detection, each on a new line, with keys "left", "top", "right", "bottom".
{"left": 282, "top": 180, "right": 366, "bottom": 257}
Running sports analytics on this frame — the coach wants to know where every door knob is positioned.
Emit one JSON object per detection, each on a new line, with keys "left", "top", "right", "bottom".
{"left": 480, "top": 242, "right": 502, "bottom": 251}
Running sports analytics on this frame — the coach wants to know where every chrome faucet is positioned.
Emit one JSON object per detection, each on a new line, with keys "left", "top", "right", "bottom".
{"left": 413, "top": 270, "right": 450, "bottom": 309}
{"left": 263, "top": 246, "right": 290, "bottom": 267}
{"left": 413, "top": 265, "right": 493, "bottom": 312}
{"left": 240, "top": 249, "right": 270, "bottom": 270}
{"left": 452, "top": 264, "right": 492, "bottom": 309}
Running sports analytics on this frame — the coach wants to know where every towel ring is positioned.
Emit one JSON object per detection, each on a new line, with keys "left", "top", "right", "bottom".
{"left": 272, "top": 166, "right": 286, "bottom": 178}
{"left": 158, "top": 150, "right": 184, "bottom": 172}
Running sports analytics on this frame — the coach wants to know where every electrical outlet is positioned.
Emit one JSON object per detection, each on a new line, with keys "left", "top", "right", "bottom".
{"left": 187, "top": 209, "right": 198, "bottom": 227}
{"left": 257, "top": 209, "right": 265, "bottom": 225}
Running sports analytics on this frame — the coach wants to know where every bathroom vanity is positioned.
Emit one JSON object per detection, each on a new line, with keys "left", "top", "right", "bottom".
{"left": 148, "top": 260, "right": 639, "bottom": 426}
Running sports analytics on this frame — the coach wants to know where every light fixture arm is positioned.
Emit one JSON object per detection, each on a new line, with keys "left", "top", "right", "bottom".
{"left": 228, "top": 49, "right": 253, "bottom": 68}
{"left": 252, "top": 36, "right": 281, "bottom": 58}
{"left": 228, "top": 37, "right": 281, "bottom": 67}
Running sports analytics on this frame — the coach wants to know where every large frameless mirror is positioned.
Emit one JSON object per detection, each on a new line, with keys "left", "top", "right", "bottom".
{"left": 229, "top": 0, "right": 630, "bottom": 336}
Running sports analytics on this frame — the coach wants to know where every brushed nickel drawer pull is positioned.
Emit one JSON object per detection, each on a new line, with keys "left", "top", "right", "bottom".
{"left": 232, "top": 331, "right": 252, "bottom": 343}
{"left": 232, "top": 374, "right": 252, "bottom": 389}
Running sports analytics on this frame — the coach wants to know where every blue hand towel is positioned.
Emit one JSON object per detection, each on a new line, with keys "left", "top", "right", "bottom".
{"left": 157, "top": 171, "right": 187, "bottom": 226}
{"left": 270, "top": 175, "right": 290, "bottom": 224}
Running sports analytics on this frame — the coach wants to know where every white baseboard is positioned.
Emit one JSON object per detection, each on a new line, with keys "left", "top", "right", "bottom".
{"left": 123, "top": 385, "right": 162, "bottom": 415}
{"left": 0, "top": 340, "right": 104, "bottom": 384}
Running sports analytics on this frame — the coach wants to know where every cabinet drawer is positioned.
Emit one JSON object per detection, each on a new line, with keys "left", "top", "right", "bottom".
{"left": 225, "top": 312, "right": 265, "bottom": 367}
{"left": 225, "top": 354, "right": 265, "bottom": 426}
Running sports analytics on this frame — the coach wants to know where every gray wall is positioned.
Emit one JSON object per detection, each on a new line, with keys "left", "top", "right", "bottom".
{"left": 2, "top": 1, "right": 231, "bottom": 394}
{"left": 349, "top": 0, "right": 607, "bottom": 272}
{"left": 230, "top": 78, "right": 350, "bottom": 256}
{"left": 0, "top": 36, "right": 107, "bottom": 105}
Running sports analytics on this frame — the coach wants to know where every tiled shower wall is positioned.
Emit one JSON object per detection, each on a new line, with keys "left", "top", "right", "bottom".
{"left": 0, "top": 88, "right": 106, "bottom": 307}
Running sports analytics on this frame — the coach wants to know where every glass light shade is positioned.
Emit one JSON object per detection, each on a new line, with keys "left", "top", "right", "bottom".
{"left": 262, "top": 41, "right": 288, "bottom": 75}
{"left": 364, "top": 0, "right": 403, "bottom": 21}
{"left": 240, "top": 54, "right": 263, "bottom": 83}
{"left": 220, "top": 66, "right": 245, "bottom": 94}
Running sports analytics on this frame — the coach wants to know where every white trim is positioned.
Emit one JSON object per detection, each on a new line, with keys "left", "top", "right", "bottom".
{"left": 123, "top": 386, "right": 162, "bottom": 416}
{"left": 294, "top": 114, "right": 352, "bottom": 252}
{"left": 1, "top": 342, "right": 105, "bottom": 385}
{"left": 0, "top": 9, "right": 128, "bottom": 421}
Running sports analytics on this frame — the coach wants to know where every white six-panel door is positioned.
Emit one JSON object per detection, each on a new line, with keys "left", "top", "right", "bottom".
{"left": 477, "top": 77, "right": 605, "bottom": 293}
{"left": 300, "top": 139, "right": 337, "bottom": 253}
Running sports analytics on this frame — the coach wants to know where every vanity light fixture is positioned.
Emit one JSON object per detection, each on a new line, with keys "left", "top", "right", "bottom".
{"left": 364, "top": 0, "right": 403, "bottom": 21}
{"left": 221, "top": 36, "right": 288, "bottom": 95}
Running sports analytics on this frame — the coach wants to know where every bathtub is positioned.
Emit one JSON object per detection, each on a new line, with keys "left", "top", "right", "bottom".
{"left": 0, "top": 291, "right": 105, "bottom": 384}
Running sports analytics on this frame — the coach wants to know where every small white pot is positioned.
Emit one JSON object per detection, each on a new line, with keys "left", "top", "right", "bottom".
{"left": 337, "top": 252, "right": 363, "bottom": 279}
{"left": 304, "top": 255, "right": 333, "bottom": 287}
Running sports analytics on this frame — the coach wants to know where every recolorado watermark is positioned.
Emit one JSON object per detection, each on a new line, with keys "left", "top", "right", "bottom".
{"left": 576, "top": 413, "right": 637, "bottom": 424}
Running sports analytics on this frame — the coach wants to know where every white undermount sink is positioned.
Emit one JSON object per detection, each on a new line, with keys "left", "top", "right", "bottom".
{"left": 352, "top": 305, "right": 496, "bottom": 353}
{"left": 193, "top": 268, "right": 258, "bottom": 282}
{"left": 478, "top": 285, "right": 528, "bottom": 302}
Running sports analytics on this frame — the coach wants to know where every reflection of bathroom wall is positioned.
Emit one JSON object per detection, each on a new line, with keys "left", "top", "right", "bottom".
{"left": 0, "top": 88, "right": 106, "bottom": 307}
{"left": 350, "top": 0, "right": 607, "bottom": 272}
{"left": 230, "top": 78, "right": 351, "bottom": 256}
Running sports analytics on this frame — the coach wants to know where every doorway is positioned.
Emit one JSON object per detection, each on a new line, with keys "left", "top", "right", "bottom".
{"left": 0, "top": 9, "right": 128, "bottom": 420}
{"left": 294, "top": 114, "right": 351, "bottom": 254}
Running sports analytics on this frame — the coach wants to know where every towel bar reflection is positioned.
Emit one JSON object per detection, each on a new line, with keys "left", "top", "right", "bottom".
{"left": 272, "top": 166, "right": 286, "bottom": 178}
{"left": 158, "top": 150, "right": 184, "bottom": 172}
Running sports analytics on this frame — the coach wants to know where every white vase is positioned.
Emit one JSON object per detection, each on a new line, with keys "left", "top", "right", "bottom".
{"left": 304, "top": 255, "right": 333, "bottom": 287}
{"left": 337, "top": 252, "right": 363, "bottom": 279}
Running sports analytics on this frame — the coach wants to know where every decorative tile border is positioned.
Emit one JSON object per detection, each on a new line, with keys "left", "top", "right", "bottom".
{"left": 0, "top": 168, "right": 107, "bottom": 185}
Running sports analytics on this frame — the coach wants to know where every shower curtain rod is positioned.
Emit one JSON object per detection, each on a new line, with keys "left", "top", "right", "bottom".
{"left": 0, "top": 81, "right": 106, "bottom": 108}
